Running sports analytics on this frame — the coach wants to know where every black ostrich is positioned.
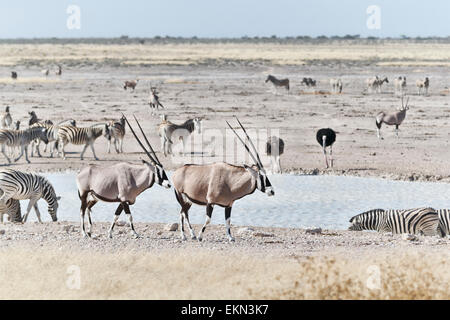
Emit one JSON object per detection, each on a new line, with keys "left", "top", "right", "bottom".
{"left": 266, "top": 136, "right": 285, "bottom": 173}
{"left": 316, "top": 128, "right": 336, "bottom": 168}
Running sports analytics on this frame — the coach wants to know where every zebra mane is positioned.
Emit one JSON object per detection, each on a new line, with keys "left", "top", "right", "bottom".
{"left": 181, "top": 119, "right": 195, "bottom": 132}
{"left": 349, "top": 208, "right": 385, "bottom": 222}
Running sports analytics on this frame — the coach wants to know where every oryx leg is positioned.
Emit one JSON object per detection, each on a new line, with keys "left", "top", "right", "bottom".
{"left": 119, "top": 138, "right": 124, "bottom": 153}
{"left": 182, "top": 204, "right": 195, "bottom": 240}
{"left": 123, "top": 203, "right": 139, "bottom": 238}
{"left": 225, "top": 207, "right": 234, "bottom": 242}
{"left": 22, "top": 198, "right": 39, "bottom": 223}
{"left": 395, "top": 124, "right": 399, "bottom": 138}
{"left": 108, "top": 203, "right": 123, "bottom": 238}
{"left": 114, "top": 138, "right": 120, "bottom": 154}
{"left": 79, "top": 193, "right": 89, "bottom": 237}
{"left": 86, "top": 200, "right": 97, "bottom": 237}
{"left": 198, "top": 203, "right": 213, "bottom": 242}
{"left": 107, "top": 138, "right": 111, "bottom": 153}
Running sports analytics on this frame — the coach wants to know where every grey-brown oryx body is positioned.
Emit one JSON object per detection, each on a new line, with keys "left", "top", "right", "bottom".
{"left": 172, "top": 118, "right": 274, "bottom": 242}
{"left": 76, "top": 115, "right": 170, "bottom": 238}
{"left": 376, "top": 97, "right": 410, "bottom": 139}
{"left": 158, "top": 117, "right": 202, "bottom": 156}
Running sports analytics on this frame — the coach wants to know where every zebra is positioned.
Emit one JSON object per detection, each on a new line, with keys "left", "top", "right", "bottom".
{"left": 0, "top": 106, "right": 13, "bottom": 129}
{"left": 0, "top": 198, "right": 21, "bottom": 223}
{"left": 265, "top": 75, "right": 290, "bottom": 92}
{"left": 57, "top": 124, "right": 110, "bottom": 160}
{"left": 0, "top": 169, "right": 60, "bottom": 223}
{"left": 436, "top": 209, "right": 450, "bottom": 237}
{"left": 158, "top": 117, "right": 202, "bottom": 156}
{"left": 106, "top": 116, "right": 126, "bottom": 153}
{"left": 30, "top": 119, "right": 77, "bottom": 158}
{"left": 0, "top": 127, "right": 49, "bottom": 164}
{"left": 348, "top": 207, "right": 440, "bottom": 236}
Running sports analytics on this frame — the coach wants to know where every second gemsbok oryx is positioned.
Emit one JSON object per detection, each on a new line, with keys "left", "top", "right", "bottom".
{"left": 172, "top": 117, "right": 274, "bottom": 242}
{"left": 375, "top": 96, "right": 410, "bottom": 139}
{"left": 76, "top": 114, "right": 171, "bottom": 238}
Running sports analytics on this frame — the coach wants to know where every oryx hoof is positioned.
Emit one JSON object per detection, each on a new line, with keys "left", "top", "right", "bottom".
{"left": 228, "top": 237, "right": 235, "bottom": 242}
{"left": 181, "top": 234, "right": 187, "bottom": 241}
{"left": 108, "top": 233, "right": 113, "bottom": 239}
{"left": 132, "top": 233, "right": 140, "bottom": 239}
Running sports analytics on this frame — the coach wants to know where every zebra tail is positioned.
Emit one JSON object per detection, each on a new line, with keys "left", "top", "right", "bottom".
{"left": 158, "top": 101, "right": 165, "bottom": 109}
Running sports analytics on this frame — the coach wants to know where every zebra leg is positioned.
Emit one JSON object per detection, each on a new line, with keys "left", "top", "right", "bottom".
{"left": 80, "top": 144, "right": 88, "bottom": 160}
{"left": 14, "top": 146, "right": 25, "bottom": 163}
{"left": 225, "top": 207, "right": 234, "bottom": 242}
{"left": 114, "top": 138, "right": 120, "bottom": 154}
{"left": 33, "top": 203, "right": 43, "bottom": 223}
{"left": 89, "top": 142, "right": 99, "bottom": 160}
{"left": 119, "top": 138, "right": 124, "bottom": 153}
{"left": 24, "top": 146, "right": 30, "bottom": 163}
{"left": 22, "top": 199, "right": 38, "bottom": 223}
{"left": 1, "top": 144, "right": 11, "bottom": 164}
{"left": 198, "top": 203, "right": 213, "bottom": 242}
{"left": 123, "top": 203, "right": 139, "bottom": 238}
{"left": 108, "top": 203, "right": 123, "bottom": 238}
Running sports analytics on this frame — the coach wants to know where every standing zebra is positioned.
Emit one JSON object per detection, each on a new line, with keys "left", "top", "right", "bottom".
{"left": 106, "top": 116, "right": 126, "bottom": 153}
{"left": 30, "top": 119, "right": 77, "bottom": 158}
{"left": 348, "top": 207, "right": 440, "bottom": 236}
{"left": 265, "top": 75, "right": 290, "bottom": 92}
{"left": 0, "top": 198, "right": 21, "bottom": 223}
{"left": 0, "top": 106, "right": 13, "bottom": 129}
{"left": 57, "top": 124, "right": 110, "bottom": 160}
{"left": 436, "top": 209, "right": 450, "bottom": 237}
{"left": 0, "top": 127, "right": 49, "bottom": 164}
{"left": 0, "top": 169, "right": 60, "bottom": 223}
{"left": 266, "top": 136, "right": 285, "bottom": 173}
{"left": 148, "top": 87, "right": 165, "bottom": 112}
{"left": 316, "top": 128, "right": 336, "bottom": 168}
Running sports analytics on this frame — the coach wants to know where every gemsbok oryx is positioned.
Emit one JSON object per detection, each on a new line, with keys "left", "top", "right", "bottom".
{"left": 330, "top": 79, "right": 343, "bottom": 93}
{"left": 158, "top": 116, "right": 202, "bottom": 156}
{"left": 76, "top": 115, "right": 170, "bottom": 238}
{"left": 366, "top": 76, "right": 389, "bottom": 93}
{"left": 394, "top": 76, "right": 407, "bottom": 95}
{"left": 148, "top": 87, "right": 165, "bottom": 112}
{"left": 0, "top": 106, "right": 12, "bottom": 129}
{"left": 0, "top": 169, "right": 60, "bottom": 223}
{"left": 57, "top": 123, "right": 110, "bottom": 160}
{"left": 265, "top": 75, "right": 290, "bottom": 92}
{"left": 172, "top": 117, "right": 274, "bottom": 242}
{"left": 375, "top": 96, "right": 410, "bottom": 139}
{"left": 266, "top": 136, "right": 284, "bottom": 173}
{"left": 316, "top": 128, "right": 336, "bottom": 168}
{"left": 416, "top": 77, "right": 430, "bottom": 96}
{"left": 106, "top": 116, "right": 126, "bottom": 153}
{"left": 123, "top": 79, "right": 139, "bottom": 91}
{"left": 348, "top": 207, "right": 440, "bottom": 236}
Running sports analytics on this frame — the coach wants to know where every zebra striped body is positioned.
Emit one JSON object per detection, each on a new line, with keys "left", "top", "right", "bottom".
{"left": 0, "top": 169, "right": 59, "bottom": 223}
{"left": 436, "top": 209, "right": 450, "bottom": 236}
{"left": 265, "top": 75, "right": 289, "bottom": 91}
{"left": 158, "top": 118, "right": 202, "bottom": 156}
{"left": 0, "top": 127, "right": 48, "bottom": 163}
{"left": 58, "top": 124, "right": 109, "bottom": 160}
{"left": 349, "top": 207, "right": 440, "bottom": 236}
{"left": 0, "top": 198, "right": 21, "bottom": 223}
{"left": 106, "top": 117, "right": 125, "bottom": 153}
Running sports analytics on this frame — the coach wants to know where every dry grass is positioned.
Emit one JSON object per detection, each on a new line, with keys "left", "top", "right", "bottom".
{"left": 1, "top": 42, "right": 450, "bottom": 67}
{"left": 0, "top": 247, "right": 449, "bottom": 299}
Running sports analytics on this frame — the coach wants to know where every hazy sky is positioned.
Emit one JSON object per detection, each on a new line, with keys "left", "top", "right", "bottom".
{"left": 0, "top": 0, "right": 449, "bottom": 38}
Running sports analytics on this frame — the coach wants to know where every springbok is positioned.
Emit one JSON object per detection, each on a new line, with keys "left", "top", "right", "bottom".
{"left": 394, "top": 76, "right": 407, "bottom": 96}
{"left": 148, "top": 87, "right": 164, "bottom": 112}
{"left": 172, "top": 117, "right": 274, "bottom": 242}
{"left": 330, "top": 79, "right": 343, "bottom": 93}
{"left": 123, "top": 79, "right": 139, "bottom": 91}
{"left": 366, "top": 76, "right": 389, "bottom": 93}
{"left": 265, "top": 75, "right": 289, "bottom": 92}
{"left": 76, "top": 114, "right": 170, "bottom": 238}
{"left": 416, "top": 77, "right": 430, "bottom": 96}
{"left": 266, "top": 136, "right": 284, "bottom": 173}
{"left": 376, "top": 96, "right": 410, "bottom": 139}
{"left": 158, "top": 116, "right": 202, "bottom": 156}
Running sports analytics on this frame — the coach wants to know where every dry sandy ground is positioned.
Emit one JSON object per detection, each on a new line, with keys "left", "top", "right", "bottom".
{"left": 0, "top": 221, "right": 450, "bottom": 299}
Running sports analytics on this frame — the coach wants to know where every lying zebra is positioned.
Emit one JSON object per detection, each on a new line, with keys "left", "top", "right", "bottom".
{"left": 348, "top": 207, "right": 440, "bottom": 236}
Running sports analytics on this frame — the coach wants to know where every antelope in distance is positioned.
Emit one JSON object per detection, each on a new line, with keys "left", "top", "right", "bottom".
{"left": 265, "top": 75, "right": 290, "bottom": 92}
{"left": 158, "top": 116, "right": 202, "bottom": 156}
{"left": 76, "top": 115, "right": 170, "bottom": 238}
{"left": 123, "top": 79, "right": 139, "bottom": 91}
{"left": 366, "top": 76, "right": 389, "bottom": 93}
{"left": 266, "top": 136, "right": 284, "bottom": 173}
{"left": 172, "top": 117, "right": 274, "bottom": 242}
{"left": 330, "top": 78, "right": 343, "bottom": 93}
{"left": 0, "top": 106, "right": 13, "bottom": 129}
{"left": 416, "top": 77, "right": 430, "bottom": 96}
{"left": 11, "top": 71, "right": 17, "bottom": 80}
{"left": 376, "top": 96, "right": 410, "bottom": 139}
{"left": 148, "top": 87, "right": 165, "bottom": 113}
{"left": 394, "top": 76, "right": 407, "bottom": 96}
